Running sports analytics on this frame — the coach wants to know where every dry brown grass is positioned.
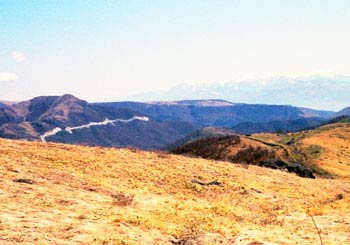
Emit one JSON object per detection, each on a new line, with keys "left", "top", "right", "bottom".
{"left": 301, "top": 124, "right": 350, "bottom": 178}
{"left": 0, "top": 137, "right": 350, "bottom": 244}
{"left": 172, "top": 135, "right": 286, "bottom": 165}
{"left": 253, "top": 123, "right": 350, "bottom": 179}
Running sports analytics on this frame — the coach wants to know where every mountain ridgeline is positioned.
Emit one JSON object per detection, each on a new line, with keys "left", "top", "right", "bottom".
{"left": 0, "top": 94, "right": 201, "bottom": 149}
{"left": 96, "top": 100, "right": 334, "bottom": 128}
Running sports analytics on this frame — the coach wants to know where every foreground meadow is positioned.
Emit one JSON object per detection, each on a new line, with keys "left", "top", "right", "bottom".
{"left": 0, "top": 138, "right": 349, "bottom": 244}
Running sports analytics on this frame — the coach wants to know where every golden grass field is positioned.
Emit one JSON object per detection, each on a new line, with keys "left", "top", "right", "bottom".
{"left": 252, "top": 123, "right": 350, "bottom": 179}
{"left": 0, "top": 124, "right": 350, "bottom": 244}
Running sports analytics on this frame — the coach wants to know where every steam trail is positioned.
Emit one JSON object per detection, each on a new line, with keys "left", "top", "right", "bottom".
{"left": 40, "top": 116, "right": 149, "bottom": 142}
{"left": 65, "top": 116, "right": 149, "bottom": 133}
{"left": 40, "top": 127, "right": 62, "bottom": 143}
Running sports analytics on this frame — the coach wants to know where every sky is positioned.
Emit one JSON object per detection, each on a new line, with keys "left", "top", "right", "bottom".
{"left": 1, "top": 0, "right": 350, "bottom": 104}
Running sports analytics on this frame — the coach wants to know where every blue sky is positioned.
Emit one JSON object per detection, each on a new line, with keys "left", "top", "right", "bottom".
{"left": 1, "top": 0, "right": 350, "bottom": 104}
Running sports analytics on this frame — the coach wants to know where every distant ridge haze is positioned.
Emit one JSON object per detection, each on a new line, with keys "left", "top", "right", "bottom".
{"left": 2, "top": 76, "right": 349, "bottom": 111}
{"left": 121, "top": 75, "right": 350, "bottom": 111}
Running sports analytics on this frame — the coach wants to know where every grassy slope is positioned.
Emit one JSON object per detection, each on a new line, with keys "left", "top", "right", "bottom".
{"left": 0, "top": 138, "right": 350, "bottom": 244}
{"left": 252, "top": 123, "right": 350, "bottom": 178}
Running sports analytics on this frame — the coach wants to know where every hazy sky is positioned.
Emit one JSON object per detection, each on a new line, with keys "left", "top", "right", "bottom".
{"left": 1, "top": 0, "right": 350, "bottom": 102}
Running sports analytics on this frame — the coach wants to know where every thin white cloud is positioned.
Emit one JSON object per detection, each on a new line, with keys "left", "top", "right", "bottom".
{"left": 12, "top": 51, "right": 25, "bottom": 62}
{"left": 0, "top": 72, "right": 19, "bottom": 82}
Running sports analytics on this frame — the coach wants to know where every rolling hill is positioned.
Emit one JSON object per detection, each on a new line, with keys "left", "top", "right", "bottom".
{"left": 0, "top": 94, "right": 202, "bottom": 149}
{"left": 250, "top": 122, "right": 350, "bottom": 178}
{"left": 1, "top": 138, "right": 349, "bottom": 244}
{"left": 171, "top": 122, "right": 350, "bottom": 179}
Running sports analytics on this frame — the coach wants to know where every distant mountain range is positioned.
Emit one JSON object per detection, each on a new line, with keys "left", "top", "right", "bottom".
{"left": 125, "top": 75, "right": 350, "bottom": 111}
{"left": 1, "top": 94, "right": 349, "bottom": 149}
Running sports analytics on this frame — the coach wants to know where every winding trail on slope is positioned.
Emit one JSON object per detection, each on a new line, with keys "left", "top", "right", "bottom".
{"left": 246, "top": 136, "right": 290, "bottom": 157}
{"left": 40, "top": 116, "right": 149, "bottom": 143}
